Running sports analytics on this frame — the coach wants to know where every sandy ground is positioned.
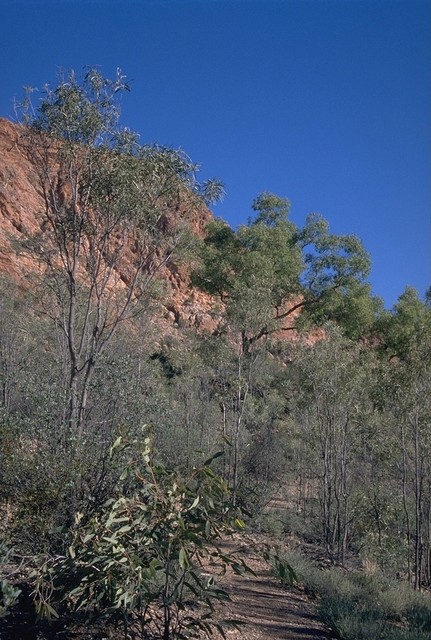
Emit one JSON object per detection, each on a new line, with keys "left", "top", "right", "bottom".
{"left": 216, "top": 536, "right": 333, "bottom": 640}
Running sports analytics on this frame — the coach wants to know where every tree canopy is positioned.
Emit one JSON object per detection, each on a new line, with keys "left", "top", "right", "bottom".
{"left": 192, "top": 192, "right": 372, "bottom": 348}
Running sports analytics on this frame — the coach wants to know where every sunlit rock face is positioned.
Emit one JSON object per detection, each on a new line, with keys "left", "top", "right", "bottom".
{"left": 0, "top": 117, "right": 221, "bottom": 334}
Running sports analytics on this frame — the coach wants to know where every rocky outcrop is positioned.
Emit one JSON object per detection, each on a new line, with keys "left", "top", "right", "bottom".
{"left": 0, "top": 117, "right": 220, "bottom": 334}
{"left": 0, "top": 118, "right": 44, "bottom": 278}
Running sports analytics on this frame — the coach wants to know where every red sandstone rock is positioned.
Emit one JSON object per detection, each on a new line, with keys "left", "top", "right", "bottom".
{"left": 0, "top": 117, "right": 220, "bottom": 333}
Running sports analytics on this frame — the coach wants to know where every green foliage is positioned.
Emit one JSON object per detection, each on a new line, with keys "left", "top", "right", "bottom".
{"left": 289, "top": 325, "right": 374, "bottom": 561}
{"left": 0, "top": 580, "right": 21, "bottom": 620}
{"left": 262, "top": 545, "right": 297, "bottom": 587}
{"left": 33, "top": 437, "right": 247, "bottom": 639}
{"left": 278, "top": 549, "right": 431, "bottom": 640}
{"left": 0, "top": 545, "right": 21, "bottom": 619}
{"left": 377, "top": 287, "right": 431, "bottom": 359}
{"left": 1, "top": 417, "right": 128, "bottom": 552}
{"left": 250, "top": 192, "right": 291, "bottom": 226}
{"left": 308, "top": 281, "right": 384, "bottom": 340}
{"left": 16, "top": 68, "right": 223, "bottom": 439}
{"left": 300, "top": 216, "right": 370, "bottom": 297}
{"left": 192, "top": 192, "right": 370, "bottom": 347}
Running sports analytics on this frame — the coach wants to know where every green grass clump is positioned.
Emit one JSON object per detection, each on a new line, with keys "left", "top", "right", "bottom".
{"left": 266, "top": 547, "right": 431, "bottom": 640}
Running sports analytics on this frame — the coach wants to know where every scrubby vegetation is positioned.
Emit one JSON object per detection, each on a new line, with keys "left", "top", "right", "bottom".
{"left": 0, "top": 69, "right": 430, "bottom": 638}
{"left": 267, "top": 547, "right": 431, "bottom": 640}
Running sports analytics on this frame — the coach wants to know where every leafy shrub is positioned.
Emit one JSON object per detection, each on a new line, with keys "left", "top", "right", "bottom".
{"left": 2, "top": 423, "right": 126, "bottom": 553}
{"left": 319, "top": 589, "right": 385, "bottom": 640}
{"left": 33, "top": 437, "right": 247, "bottom": 639}
{"left": 0, "top": 580, "right": 21, "bottom": 620}
{"left": 269, "top": 547, "right": 431, "bottom": 640}
{"left": 253, "top": 509, "right": 285, "bottom": 538}
{"left": 262, "top": 545, "right": 297, "bottom": 587}
{"left": 404, "top": 595, "right": 431, "bottom": 633}
{"left": 0, "top": 545, "right": 21, "bottom": 619}
{"left": 277, "top": 549, "right": 326, "bottom": 596}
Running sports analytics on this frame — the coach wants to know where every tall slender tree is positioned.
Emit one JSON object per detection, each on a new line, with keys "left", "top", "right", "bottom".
{"left": 16, "top": 68, "right": 222, "bottom": 438}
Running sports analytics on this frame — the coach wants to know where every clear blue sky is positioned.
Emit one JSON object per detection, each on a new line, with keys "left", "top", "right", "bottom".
{"left": 1, "top": 0, "right": 430, "bottom": 308}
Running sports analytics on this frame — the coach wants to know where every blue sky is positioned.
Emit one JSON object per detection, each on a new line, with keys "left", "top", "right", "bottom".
{"left": 1, "top": 0, "right": 430, "bottom": 308}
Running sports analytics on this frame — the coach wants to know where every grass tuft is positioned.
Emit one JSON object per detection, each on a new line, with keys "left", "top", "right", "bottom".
{"left": 266, "top": 547, "right": 431, "bottom": 640}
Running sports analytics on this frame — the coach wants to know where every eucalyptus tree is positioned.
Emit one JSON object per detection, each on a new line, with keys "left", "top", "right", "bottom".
{"left": 309, "top": 280, "right": 384, "bottom": 341}
{"left": 191, "top": 192, "right": 370, "bottom": 504}
{"left": 289, "top": 325, "right": 373, "bottom": 561}
{"left": 378, "top": 286, "right": 431, "bottom": 360}
{"left": 192, "top": 192, "right": 371, "bottom": 352}
{"left": 395, "top": 348, "right": 431, "bottom": 588}
{"left": 16, "top": 68, "right": 222, "bottom": 438}
{"left": 379, "top": 289, "right": 431, "bottom": 587}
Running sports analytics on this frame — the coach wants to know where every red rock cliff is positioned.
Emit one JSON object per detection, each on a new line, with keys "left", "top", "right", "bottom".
{"left": 0, "top": 117, "right": 220, "bottom": 333}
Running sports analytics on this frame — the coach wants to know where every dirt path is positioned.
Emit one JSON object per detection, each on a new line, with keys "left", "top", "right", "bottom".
{"left": 0, "top": 536, "right": 334, "bottom": 639}
{"left": 217, "top": 537, "right": 333, "bottom": 640}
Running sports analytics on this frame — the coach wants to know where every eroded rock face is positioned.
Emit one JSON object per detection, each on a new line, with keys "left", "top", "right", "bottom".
{"left": 0, "top": 117, "right": 220, "bottom": 334}
{"left": 0, "top": 118, "right": 321, "bottom": 345}
{"left": 0, "top": 118, "right": 43, "bottom": 278}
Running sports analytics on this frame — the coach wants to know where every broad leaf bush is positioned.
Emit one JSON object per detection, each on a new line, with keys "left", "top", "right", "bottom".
{"left": 33, "top": 436, "right": 247, "bottom": 639}
{"left": 0, "top": 545, "right": 21, "bottom": 619}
